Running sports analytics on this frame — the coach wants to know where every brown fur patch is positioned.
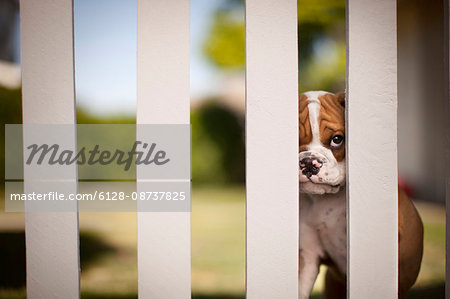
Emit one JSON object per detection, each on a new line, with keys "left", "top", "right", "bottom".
{"left": 299, "top": 94, "right": 312, "bottom": 152}
{"left": 398, "top": 187, "right": 423, "bottom": 298}
{"left": 318, "top": 93, "right": 345, "bottom": 161}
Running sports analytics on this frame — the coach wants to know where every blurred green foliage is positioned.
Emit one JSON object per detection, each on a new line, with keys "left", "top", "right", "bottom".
{"left": 203, "top": 0, "right": 346, "bottom": 92}
{"left": 192, "top": 100, "right": 245, "bottom": 185}
{"left": 77, "top": 108, "right": 135, "bottom": 124}
{"left": 204, "top": 12, "right": 245, "bottom": 70}
{"left": 0, "top": 87, "right": 244, "bottom": 185}
{"left": 0, "top": 86, "right": 21, "bottom": 184}
{"left": 1, "top": 0, "right": 346, "bottom": 186}
{"left": 203, "top": 0, "right": 245, "bottom": 70}
{"left": 79, "top": 102, "right": 246, "bottom": 184}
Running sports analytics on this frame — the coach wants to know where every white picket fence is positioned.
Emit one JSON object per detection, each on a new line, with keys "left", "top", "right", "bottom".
{"left": 19, "top": 0, "right": 413, "bottom": 298}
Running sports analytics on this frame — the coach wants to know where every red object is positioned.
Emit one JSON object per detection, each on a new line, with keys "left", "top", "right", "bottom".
{"left": 398, "top": 177, "right": 414, "bottom": 198}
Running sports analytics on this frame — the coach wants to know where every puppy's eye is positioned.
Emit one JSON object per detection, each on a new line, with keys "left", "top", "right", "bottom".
{"left": 330, "top": 135, "right": 344, "bottom": 149}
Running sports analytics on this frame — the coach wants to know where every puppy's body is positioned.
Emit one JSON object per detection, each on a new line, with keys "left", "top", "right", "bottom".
{"left": 298, "top": 91, "right": 423, "bottom": 299}
{"left": 299, "top": 188, "right": 346, "bottom": 299}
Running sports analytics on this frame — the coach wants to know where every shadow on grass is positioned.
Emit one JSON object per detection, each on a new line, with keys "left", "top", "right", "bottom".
{"left": 78, "top": 292, "right": 321, "bottom": 299}
{"left": 188, "top": 284, "right": 445, "bottom": 299}
{"left": 0, "top": 232, "right": 25, "bottom": 288}
{"left": 1, "top": 286, "right": 444, "bottom": 299}
{"left": 81, "top": 293, "right": 137, "bottom": 299}
{"left": 81, "top": 294, "right": 244, "bottom": 299}
{"left": 189, "top": 283, "right": 444, "bottom": 299}
{"left": 78, "top": 293, "right": 319, "bottom": 299}
{"left": 188, "top": 286, "right": 445, "bottom": 299}
{"left": 192, "top": 295, "right": 244, "bottom": 299}
{"left": 407, "top": 282, "right": 445, "bottom": 299}
{"left": 192, "top": 293, "right": 318, "bottom": 299}
{"left": 0, "top": 231, "right": 116, "bottom": 289}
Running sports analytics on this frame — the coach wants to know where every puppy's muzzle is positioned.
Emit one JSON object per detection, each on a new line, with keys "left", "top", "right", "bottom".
{"left": 300, "top": 157, "right": 323, "bottom": 178}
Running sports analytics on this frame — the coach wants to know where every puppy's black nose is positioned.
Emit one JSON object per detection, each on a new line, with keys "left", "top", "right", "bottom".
{"left": 300, "top": 157, "right": 323, "bottom": 178}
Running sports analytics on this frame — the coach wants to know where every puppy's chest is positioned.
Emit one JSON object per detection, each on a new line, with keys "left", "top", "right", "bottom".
{"left": 300, "top": 193, "right": 347, "bottom": 273}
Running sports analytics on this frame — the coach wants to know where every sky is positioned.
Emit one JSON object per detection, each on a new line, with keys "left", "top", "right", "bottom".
{"left": 74, "top": 0, "right": 224, "bottom": 115}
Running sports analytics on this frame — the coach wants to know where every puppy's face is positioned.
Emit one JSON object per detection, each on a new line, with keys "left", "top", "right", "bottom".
{"left": 299, "top": 91, "right": 345, "bottom": 195}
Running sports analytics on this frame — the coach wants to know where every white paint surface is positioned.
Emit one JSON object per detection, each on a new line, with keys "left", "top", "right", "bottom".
{"left": 245, "top": 0, "right": 299, "bottom": 297}
{"left": 20, "top": 0, "right": 80, "bottom": 298}
{"left": 346, "top": 0, "right": 398, "bottom": 297}
{"left": 136, "top": 0, "right": 191, "bottom": 297}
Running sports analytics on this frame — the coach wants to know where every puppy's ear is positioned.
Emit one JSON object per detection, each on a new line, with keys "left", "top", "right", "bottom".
{"left": 335, "top": 92, "right": 345, "bottom": 108}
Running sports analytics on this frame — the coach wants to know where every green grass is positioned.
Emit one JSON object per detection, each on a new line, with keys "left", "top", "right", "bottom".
{"left": 191, "top": 186, "right": 246, "bottom": 295}
{"left": 0, "top": 186, "right": 445, "bottom": 298}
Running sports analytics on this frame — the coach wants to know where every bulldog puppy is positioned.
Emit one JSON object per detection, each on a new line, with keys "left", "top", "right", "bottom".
{"left": 298, "top": 91, "right": 423, "bottom": 299}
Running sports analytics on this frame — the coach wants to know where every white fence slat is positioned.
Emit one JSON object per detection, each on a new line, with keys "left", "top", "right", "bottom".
{"left": 136, "top": 0, "right": 190, "bottom": 298}
{"left": 346, "top": 0, "right": 398, "bottom": 297}
{"left": 20, "top": 0, "right": 80, "bottom": 298}
{"left": 245, "top": 0, "right": 299, "bottom": 297}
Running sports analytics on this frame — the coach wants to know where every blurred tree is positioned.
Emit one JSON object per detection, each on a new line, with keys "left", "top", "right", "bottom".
{"left": 198, "top": 0, "right": 346, "bottom": 185}
{"left": 0, "top": 0, "right": 19, "bottom": 62}
{"left": 300, "top": 38, "right": 345, "bottom": 92}
{"left": 0, "top": 86, "right": 21, "bottom": 184}
{"left": 0, "top": 89, "right": 137, "bottom": 184}
{"left": 203, "top": 0, "right": 245, "bottom": 70}
{"left": 76, "top": 107, "right": 135, "bottom": 124}
{"left": 204, "top": 11, "right": 245, "bottom": 70}
{"left": 0, "top": 88, "right": 243, "bottom": 185}
{"left": 203, "top": 0, "right": 345, "bottom": 92}
{"left": 192, "top": 100, "right": 245, "bottom": 185}
{"left": 297, "top": 0, "right": 345, "bottom": 63}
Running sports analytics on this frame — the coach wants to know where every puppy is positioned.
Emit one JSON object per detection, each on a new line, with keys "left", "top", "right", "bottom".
{"left": 298, "top": 91, "right": 423, "bottom": 299}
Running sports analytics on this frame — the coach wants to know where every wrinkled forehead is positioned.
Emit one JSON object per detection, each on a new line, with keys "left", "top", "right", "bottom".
{"left": 302, "top": 91, "right": 327, "bottom": 105}
{"left": 299, "top": 91, "right": 335, "bottom": 113}
{"left": 299, "top": 91, "right": 345, "bottom": 146}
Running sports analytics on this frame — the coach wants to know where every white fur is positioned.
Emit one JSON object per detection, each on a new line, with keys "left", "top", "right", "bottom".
{"left": 299, "top": 189, "right": 347, "bottom": 299}
{"left": 298, "top": 91, "right": 347, "bottom": 299}
{"left": 299, "top": 91, "right": 346, "bottom": 195}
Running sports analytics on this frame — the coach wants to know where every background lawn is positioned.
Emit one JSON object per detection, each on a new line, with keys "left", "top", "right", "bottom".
{"left": 0, "top": 186, "right": 445, "bottom": 298}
